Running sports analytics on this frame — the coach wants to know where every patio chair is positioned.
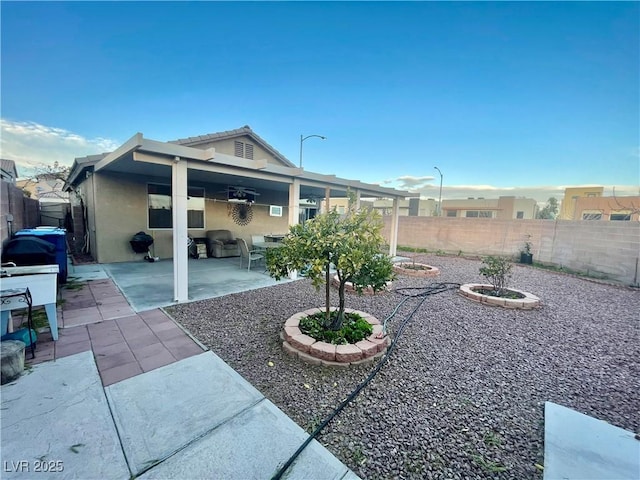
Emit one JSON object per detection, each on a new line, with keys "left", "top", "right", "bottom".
{"left": 251, "top": 235, "right": 265, "bottom": 247}
{"left": 237, "top": 238, "right": 265, "bottom": 271}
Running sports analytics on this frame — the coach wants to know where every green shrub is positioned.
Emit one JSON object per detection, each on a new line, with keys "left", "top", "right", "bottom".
{"left": 479, "top": 256, "right": 513, "bottom": 296}
{"left": 299, "top": 311, "right": 373, "bottom": 345}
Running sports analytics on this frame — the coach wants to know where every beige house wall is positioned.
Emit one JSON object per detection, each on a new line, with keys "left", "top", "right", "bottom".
{"left": 89, "top": 171, "right": 292, "bottom": 263}
{"left": 442, "top": 196, "right": 537, "bottom": 219}
{"left": 382, "top": 216, "right": 640, "bottom": 285}
{"left": 558, "top": 186, "right": 604, "bottom": 220}
{"left": 189, "top": 135, "right": 282, "bottom": 166}
{"left": 573, "top": 196, "right": 640, "bottom": 221}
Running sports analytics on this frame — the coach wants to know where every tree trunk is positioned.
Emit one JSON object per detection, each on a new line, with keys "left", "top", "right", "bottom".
{"left": 329, "top": 281, "right": 347, "bottom": 331}
{"left": 324, "top": 262, "right": 331, "bottom": 326}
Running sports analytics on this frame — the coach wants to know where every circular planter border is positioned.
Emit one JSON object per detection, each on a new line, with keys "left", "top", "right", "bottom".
{"left": 459, "top": 283, "right": 541, "bottom": 309}
{"left": 281, "top": 307, "right": 390, "bottom": 368}
{"left": 331, "top": 275, "right": 392, "bottom": 295}
{"left": 393, "top": 262, "right": 440, "bottom": 277}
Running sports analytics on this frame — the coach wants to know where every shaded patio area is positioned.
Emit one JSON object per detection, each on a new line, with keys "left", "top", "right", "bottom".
{"left": 100, "top": 256, "right": 295, "bottom": 312}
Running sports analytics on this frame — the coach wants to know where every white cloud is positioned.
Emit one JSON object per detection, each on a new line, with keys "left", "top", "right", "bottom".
{"left": 376, "top": 174, "right": 638, "bottom": 205}
{"left": 0, "top": 119, "right": 120, "bottom": 178}
{"left": 380, "top": 175, "right": 435, "bottom": 190}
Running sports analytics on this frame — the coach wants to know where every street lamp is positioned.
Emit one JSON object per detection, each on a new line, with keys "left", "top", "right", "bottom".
{"left": 299, "top": 134, "right": 326, "bottom": 168}
{"left": 434, "top": 166, "right": 443, "bottom": 216}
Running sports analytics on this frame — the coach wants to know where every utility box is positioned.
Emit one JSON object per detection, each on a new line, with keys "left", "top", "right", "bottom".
{"left": 15, "top": 227, "right": 68, "bottom": 283}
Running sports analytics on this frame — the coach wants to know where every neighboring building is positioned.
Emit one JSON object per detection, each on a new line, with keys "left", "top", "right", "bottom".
{"left": 558, "top": 186, "right": 604, "bottom": 220}
{"left": 17, "top": 173, "right": 70, "bottom": 202}
{"left": 321, "top": 197, "right": 435, "bottom": 216}
{"left": 64, "top": 126, "right": 413, "bottom": 302}
{"left": 573, "top": 196, "right": 640, "bottom": 221}
{"left": 442, "top": 196, "right": 538, "bottom": 219}
{"left": 1, "top": 159, "right": 18, "bottom": 183}
{"left": 370, "top": 198, "right": 437, "bottom": 217}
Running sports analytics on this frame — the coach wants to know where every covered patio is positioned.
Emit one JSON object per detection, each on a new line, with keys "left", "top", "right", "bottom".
{"left": 70, "top": 257, "right": 295, "bottom": 312}
{"left": 65, "top": 128, "right": 415, "bottom": 308}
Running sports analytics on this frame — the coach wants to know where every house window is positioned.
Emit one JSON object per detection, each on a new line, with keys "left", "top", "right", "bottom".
{"left": 582, "top": 211, "right": 602, "bottom": 220}
{"left": 446, "top": 210, "right": 457, "bottom": 217}
{"left": 269, "top": 205, "right": 283, "bottom": 217}
{"left": 516, "top": 211, "right": 524, "bottom": 219}
{"left": 234, "top": 141, "right": 254, "bottom": 160}
{"left": 148, "top": 184, "right": 205, "bottom": 229}
{"left": 466, "top": 210, "right": 492, "bottom": 218}
{"left": 610, "top": 211, "right": 631, "bottom": 221}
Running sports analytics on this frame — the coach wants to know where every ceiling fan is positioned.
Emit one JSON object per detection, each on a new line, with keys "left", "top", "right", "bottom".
{"left": 220, "top": 186, "right": 260, "bottom": 202}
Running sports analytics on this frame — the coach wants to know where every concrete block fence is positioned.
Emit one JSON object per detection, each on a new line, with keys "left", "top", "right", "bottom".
{"left": 382, "top": 216, "right": 640, "bottom": 286}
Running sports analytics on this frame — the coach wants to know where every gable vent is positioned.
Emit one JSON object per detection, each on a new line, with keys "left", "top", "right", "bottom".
{"left": 234, "top": 141, "right": 255, "bottom": 159}
{"left": 234, "top": 141, "right": 243, "bottom": 157}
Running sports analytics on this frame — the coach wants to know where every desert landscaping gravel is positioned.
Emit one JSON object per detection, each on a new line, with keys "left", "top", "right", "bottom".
{"left": 166, "top": 255, "right": 640, "bottom": 479}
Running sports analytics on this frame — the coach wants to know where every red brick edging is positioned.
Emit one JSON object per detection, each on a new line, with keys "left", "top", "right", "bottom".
{"left": 459, "top": 283, "right": 541, "bottom": 309}
{"left": 393, "top": 263, "right": 440, "bottom": 277}
{"left": 281, "top": 308, "right": 390, "bottom": 368}
{"left": 330, "top": 275, "right": 392, "bottom": 295}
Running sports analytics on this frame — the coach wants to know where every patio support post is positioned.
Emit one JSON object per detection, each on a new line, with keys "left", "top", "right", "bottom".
{"left": 353, "top": 189, "right": 361, "bottom": 210}
{"left": 287, "top": 179, "right": 301, "bottom": 279}
{"left": 288, "top": 179, "right": 300, "bottom": 227}
{"left": 389, "top": 196, "right": 400, "bottom": 256}
{"left": 172, "top": 157, "right": 189, "bottom": 303}
{"left": 324, "top": 186, "right": 331, "bottom": 213}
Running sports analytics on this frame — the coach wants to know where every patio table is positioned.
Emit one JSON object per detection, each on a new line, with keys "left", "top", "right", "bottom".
{"left": 253, "top": 242, "right": 284, "bottom": 251}
{"left": 264, "top": 234, "right": 286, "bottom": 242}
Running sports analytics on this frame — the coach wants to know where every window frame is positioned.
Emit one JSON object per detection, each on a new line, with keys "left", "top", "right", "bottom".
{"left": 610, "top": 211, "right": 631, "bottom": 221}
{"left": 147, "top": 183, "right": 206, "bottom": 229}
{"left": 581, "top": 210, "right": 603, "bottom": 221}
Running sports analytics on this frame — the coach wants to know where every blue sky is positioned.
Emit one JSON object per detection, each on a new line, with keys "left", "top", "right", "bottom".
{"left": 1, "top": 1, "right": 638, "bottom": 202}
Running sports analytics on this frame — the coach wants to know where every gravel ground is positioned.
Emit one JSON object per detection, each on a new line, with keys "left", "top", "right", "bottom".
{"left": 166, "top": 255, "right": 640, "bottom": 479}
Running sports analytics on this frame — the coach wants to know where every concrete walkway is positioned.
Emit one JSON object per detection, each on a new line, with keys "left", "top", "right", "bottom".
{"left": 1, "top": 271, "right": 358, "bottom": 479}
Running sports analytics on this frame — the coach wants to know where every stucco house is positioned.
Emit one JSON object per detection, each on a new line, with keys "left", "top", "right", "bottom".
{"left": 65, "top": 126, "right": 414, "bottom": 302}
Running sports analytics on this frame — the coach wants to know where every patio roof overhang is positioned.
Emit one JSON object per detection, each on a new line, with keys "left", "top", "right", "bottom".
{"left": 74, "top": 132, "right": 415, "bottom": 304}
{"left": 89, "top": 133, "right": 416, "bottom": 201}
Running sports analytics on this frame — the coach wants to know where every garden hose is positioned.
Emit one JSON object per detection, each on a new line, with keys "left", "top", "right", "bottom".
{"left": 270, "top": 282, "right": 461, "bottom": 480}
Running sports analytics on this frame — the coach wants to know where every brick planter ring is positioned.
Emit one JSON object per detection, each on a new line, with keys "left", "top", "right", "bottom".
{"left": 393, "top": 263, "right": 440, "bottom": 277}
{"left": 282, "top": 307, "right": 390, "bottom": 367}
{"left": 459, "top": 283, "right": 541, "bottom": 309}
{"left": 331, "top": 275, "right": 392, "bottom": 295}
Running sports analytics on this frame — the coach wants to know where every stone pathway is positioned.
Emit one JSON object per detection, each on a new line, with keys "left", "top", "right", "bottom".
{"left": 23, "top": 279, "right": 204, "bottom": 386}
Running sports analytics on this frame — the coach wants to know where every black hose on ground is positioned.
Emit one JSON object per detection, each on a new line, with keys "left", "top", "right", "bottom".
{"left": 270, "top": 282, "right": 461, "bottom": 480}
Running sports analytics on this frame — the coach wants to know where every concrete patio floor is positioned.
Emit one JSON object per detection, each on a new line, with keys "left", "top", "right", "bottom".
{"left": 100, "top": 256, "right": 295, "bottom": 312}
{"left": 1, "top": 266, "right": 358, "bottom": 479}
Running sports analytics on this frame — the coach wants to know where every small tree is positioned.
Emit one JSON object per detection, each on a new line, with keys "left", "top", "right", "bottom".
{"left": 266, "top": 208, "right": 393, "bottom": 331}
{"left": 479, "top": 256, "right": 512, "bottom": 296}
{"left": 536, "top": 197, "right": 559, "bottom": 219}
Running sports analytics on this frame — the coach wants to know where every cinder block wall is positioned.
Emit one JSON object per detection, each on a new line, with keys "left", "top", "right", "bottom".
{"left": 1, "top": 182, "right": 40, "bottom": 254}
{"left": 382, "top": 217, "right": 640, "bottom": 285}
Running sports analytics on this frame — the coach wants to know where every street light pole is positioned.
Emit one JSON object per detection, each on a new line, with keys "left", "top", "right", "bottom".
{"left": 434, "top": 166, "right": 443, "bottom": 216}
{"left": 299, "top": 134, "right": 326, "bottom": 168}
